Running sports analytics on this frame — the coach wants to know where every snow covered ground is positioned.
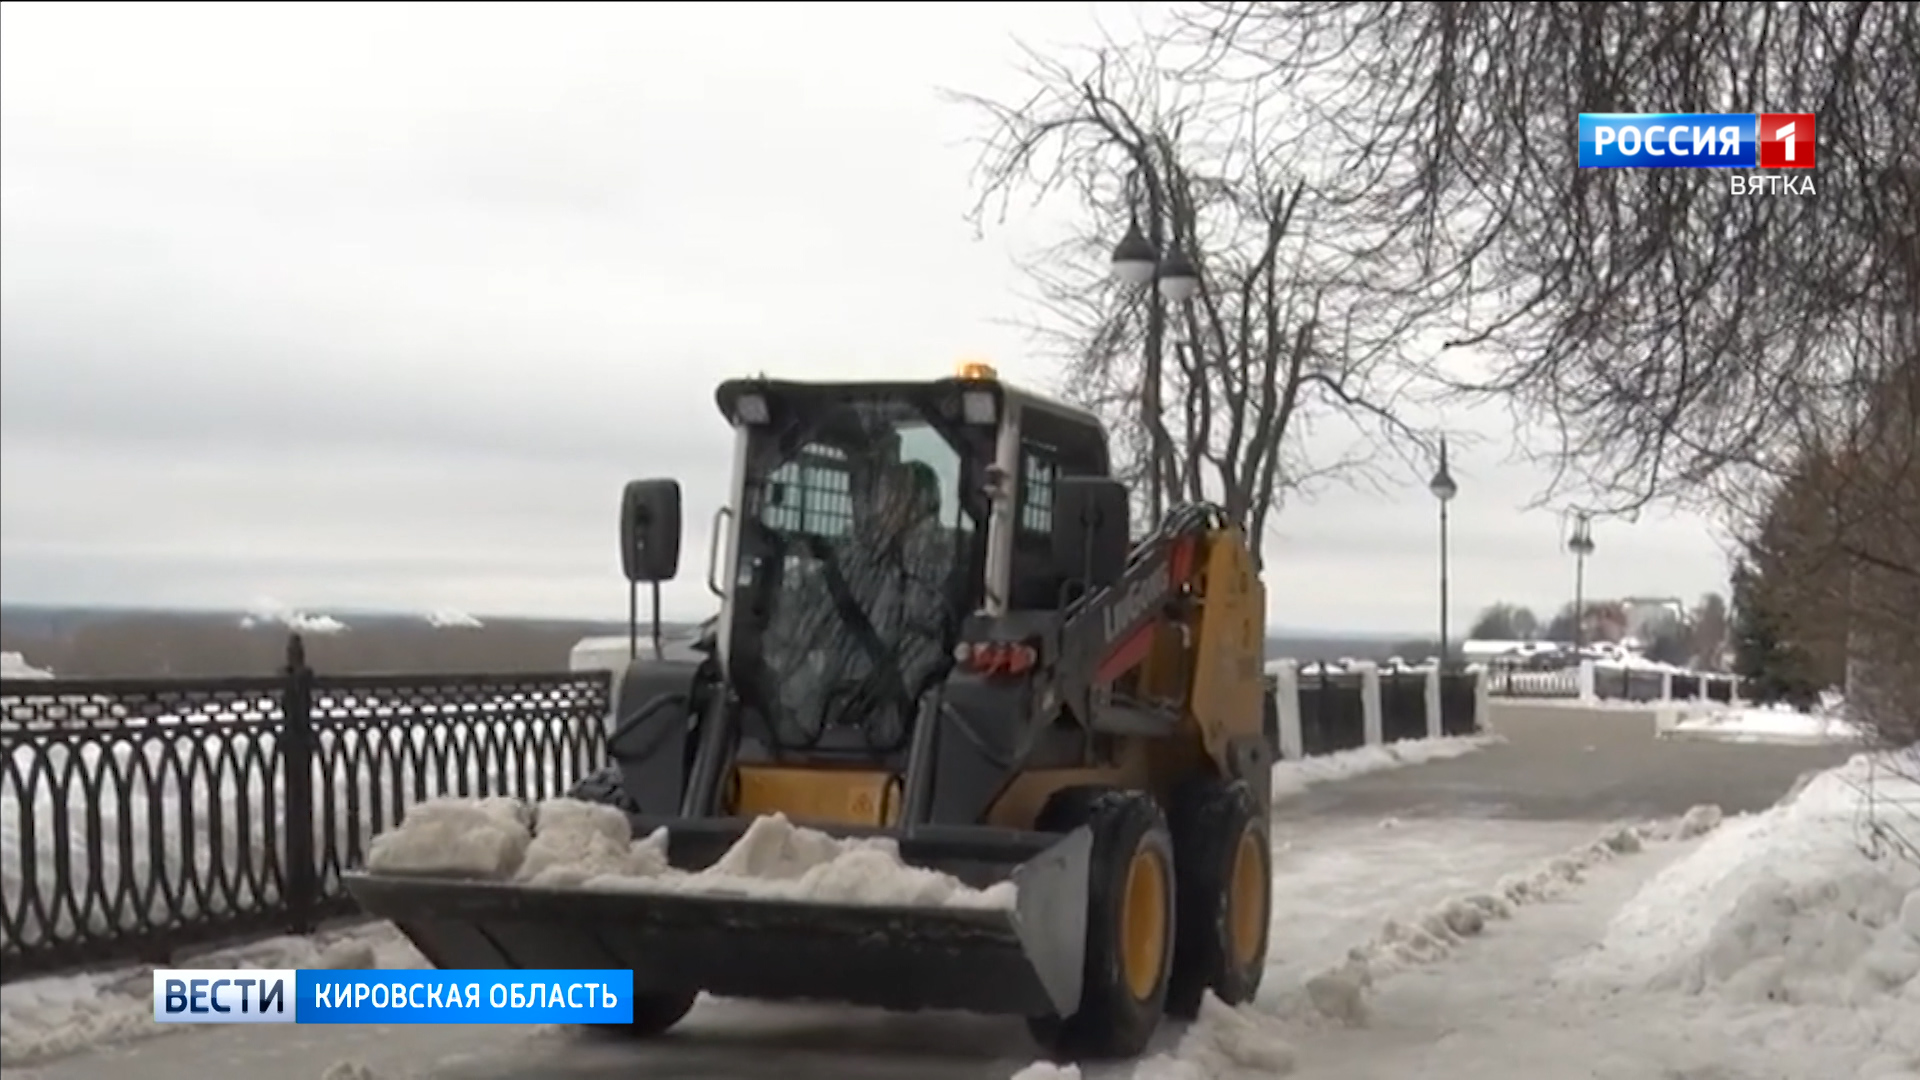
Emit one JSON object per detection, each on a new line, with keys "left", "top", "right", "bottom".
{"left": 1271, "top": 735, "right": 1501, "bottom": 799}
{"left": 1664, "top": 702, "right": 1871, "bottom": 746}
{"left": 0, "top": 920, "right": 430, "bottom": 1067}
{"left": 0, "top": 735, "right": 1498, "bottom": 1075}
{"left": 18, "top": 736, "right": 1911, "bottom": 1080}
{"left": 1264, "top": 750, "right": 1920, "bottom": 1080}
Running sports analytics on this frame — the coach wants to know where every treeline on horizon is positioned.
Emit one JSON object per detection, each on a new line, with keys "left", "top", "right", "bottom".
{"left": 0, "top": 611, "right": 623, "bottom": 679}
{"left": 0, "top": 607, "right": 1435, "bottom": 680}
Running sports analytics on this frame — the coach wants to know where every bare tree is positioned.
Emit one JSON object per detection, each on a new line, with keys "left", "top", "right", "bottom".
{"left": 1180, "top": 2, "right": 1920, "bottom": 515}
{"left": 1686, "top": 592, "right": 1730, "bottom": 672}
{"left": 951, "top": 43, "right": 1442, "bottom": 555}
{"left": 1467, "top": 602, "right": 1538, "bottom": 642}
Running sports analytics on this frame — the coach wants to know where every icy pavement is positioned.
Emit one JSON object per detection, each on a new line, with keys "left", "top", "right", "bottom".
{"left": 35, "top": 811, "right": 1678, "bottom": 1080}
{"left": 0, "top": 818, "right": 1632, "bottom": 1080}
{"left": 1262, "top": 751, "right": 1920, "bottom": 1080}
{"left": 16, "top": 736, "right": 1897, "bottom": 1080}
{"left": 0, "top": 922, "right": 428, "bottom": 1069}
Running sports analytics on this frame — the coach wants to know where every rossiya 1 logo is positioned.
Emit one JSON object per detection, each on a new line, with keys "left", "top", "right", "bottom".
{"left": 1577, "top": 112, "right": 1815, "bottom": 195}
{"left": 1753, "top": 113, "right": 1815, "bottom": 169}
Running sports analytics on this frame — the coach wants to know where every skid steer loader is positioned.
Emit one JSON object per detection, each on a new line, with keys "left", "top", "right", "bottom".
{"left": 343, "top": 363, "right": 1275, "bottom": 1060}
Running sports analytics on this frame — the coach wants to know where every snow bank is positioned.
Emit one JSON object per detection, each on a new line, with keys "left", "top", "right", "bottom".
{"left": 1566, "top": 751, "right": 1920, "bottom": 1079}
{"left": 0, "top": 922, "right": 423, "bottom": 1067}
{"left": 364, "top": 798, "right": 1015, "bottom": 909}
{"left": 0, "top": 651, "right": 54, "bottom": 679}
{"left": 1272, "top": 734, "right": 1503, "bottom": 799}
{"left": 426, "top": 609, "right": 484, "bottom": 629}
{"left": 1665, "top": 703, "right": 1869, "bottom": 746}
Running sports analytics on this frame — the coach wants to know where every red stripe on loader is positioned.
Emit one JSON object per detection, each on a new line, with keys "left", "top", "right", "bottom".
{"left": 1095, "top": 621, "right": 1156, "bottom": 683}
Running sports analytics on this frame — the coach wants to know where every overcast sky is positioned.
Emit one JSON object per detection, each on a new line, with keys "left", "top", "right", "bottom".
{"left": 0, "top": 1, "right": 1735, "bottom": 634}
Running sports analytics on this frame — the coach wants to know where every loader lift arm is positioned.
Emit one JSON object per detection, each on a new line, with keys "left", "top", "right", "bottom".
{"left": 1047, "top": 501, "right": 1231, "bottom": 734}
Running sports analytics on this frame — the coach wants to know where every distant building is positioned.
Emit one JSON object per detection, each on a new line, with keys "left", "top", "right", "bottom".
{"left": 1619, "top": 596, "right": 1687, "bottom": 642}
{"left": 1462, "top": 639, "right": 1565, "bottom": 661}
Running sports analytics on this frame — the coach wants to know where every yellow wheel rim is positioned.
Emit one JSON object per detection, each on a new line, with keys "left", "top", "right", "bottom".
{"left": 1228, "top": 827, "right": 1266, "bottom": 969}
{"left": 1119, "top": 844, "right": 1169, "bottom": 1001}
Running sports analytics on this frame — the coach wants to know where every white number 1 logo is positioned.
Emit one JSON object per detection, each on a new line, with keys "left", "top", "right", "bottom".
{"left": 1777, "top": 121, "right": 1797, "bottom": 162}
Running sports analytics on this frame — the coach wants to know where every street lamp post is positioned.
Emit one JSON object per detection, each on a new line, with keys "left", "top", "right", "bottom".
{"left": 1109, "top": 212, "right": 1201, "bottom": 520}
{"left": 1567, "top": 511, "right": 1596, "bottom": 654}
{"left": 1428, "top": 437, "right": 1458, "bottom": 670}
{"left": 1110, "top": 212, "right": 1200, "bottom": 302}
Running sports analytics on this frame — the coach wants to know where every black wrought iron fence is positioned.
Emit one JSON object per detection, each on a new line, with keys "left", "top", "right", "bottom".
{"left": 0, "top": 636, "right": 610, "bottom": 982}
{"left": 1439, "top": 672, "right": 1480, "bottom": 736}
{"left": 1297, "top": 666, "right": 1367, "bottom": 756}
{"left": 1379, "top": 672, "right": 1428, "bottom": 742}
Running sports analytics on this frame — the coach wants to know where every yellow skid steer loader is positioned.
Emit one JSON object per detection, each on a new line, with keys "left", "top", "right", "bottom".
{"left": 343, "top": 363, "right": 1275, "bottom": 1060}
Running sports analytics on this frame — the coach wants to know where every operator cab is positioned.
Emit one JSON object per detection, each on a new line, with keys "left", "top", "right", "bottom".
{"left": 711, "top": 366, "right": 1108, "bottom": 748}
{"left": 616, "top": 363, "right": 1122, "bottom": 770}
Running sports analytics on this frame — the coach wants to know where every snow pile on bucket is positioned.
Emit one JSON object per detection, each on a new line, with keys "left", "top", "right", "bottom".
{"left": 516, "top": 798, "right": 669, "bottom": 887}
{"left": 366, "top": 797, "right": 532, "bottom": 879}
{"left": 366, "top": 797, "right": 1015, "bottom": 909}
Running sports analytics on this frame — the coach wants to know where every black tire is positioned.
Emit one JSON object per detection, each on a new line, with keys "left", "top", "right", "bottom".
{"left": 589, "top": 990, "right": 698, "bottom": 1038}
{"left": 1164, "top": 778, "right": 1271, "bottom": 1018}
{"left": 567, "top": 764, "right": 640, "bottom": 812}
{"left": 1024, "top": 786, "right": 1176, "bottom": 1061}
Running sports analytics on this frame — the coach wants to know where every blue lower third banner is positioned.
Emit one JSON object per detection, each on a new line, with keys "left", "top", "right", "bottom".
{"left": 153, "top": 969, "right": 636, "bottom": 1024}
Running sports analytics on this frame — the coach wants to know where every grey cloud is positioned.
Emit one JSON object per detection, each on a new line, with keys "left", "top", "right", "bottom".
{"left": 0, "top": 1, "right": 1734, "bottom": 632}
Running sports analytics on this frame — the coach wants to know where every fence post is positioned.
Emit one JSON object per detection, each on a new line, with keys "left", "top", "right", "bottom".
{"left": 1660, "top": 670, "right": 1673, "bottom": 701}
{"left": 1357, "top": 662, "right": 1383, "bottom": 747}
{"left": 1473, "top": 666, "right": 1491, "bottom": 733}
{"left": 1577, "top": 660, "right": 1597, "bottom": 702}
{"left": 1424, "top": 664, "right": 1443, "bottom": 739}
{"left": 1272, "top": 660, "right": 1304, "bottom": 761}
{"left": 282, "top": 634, "right": 318, "bottom": 935}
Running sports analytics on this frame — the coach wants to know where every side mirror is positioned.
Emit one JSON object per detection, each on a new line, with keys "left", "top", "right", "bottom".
{"left": 1051, "top": 476, "right": 1130, "bottom": 590}
{"left": 620, "top": 479, "right": 683, "bottom": 583}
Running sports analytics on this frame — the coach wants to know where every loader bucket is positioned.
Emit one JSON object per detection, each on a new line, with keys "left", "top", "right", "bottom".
{"left": 340, "top": 824, "right": 1091, "bottom": 1018}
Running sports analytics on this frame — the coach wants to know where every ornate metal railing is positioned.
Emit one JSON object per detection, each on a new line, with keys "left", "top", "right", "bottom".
{"left": 0, "top": 637, "right": 609, "bottom": 981}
